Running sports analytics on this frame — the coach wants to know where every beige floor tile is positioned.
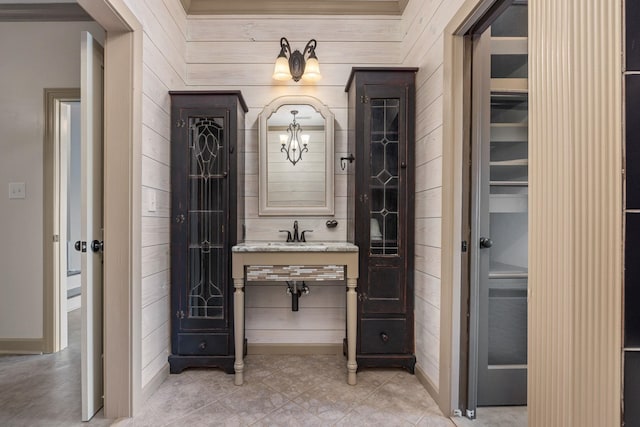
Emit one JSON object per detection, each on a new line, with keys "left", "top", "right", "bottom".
{"left": 251, "top": 402, "right": 326, "bottom": 427}
{"left": 218, "top": 381, "right": 289, "bottom": 425}
{"left": 452, "top": 406, "right": 527, "bottom": 427}
{"left": 0, "top": 312, "right": 521, "bottom": 427}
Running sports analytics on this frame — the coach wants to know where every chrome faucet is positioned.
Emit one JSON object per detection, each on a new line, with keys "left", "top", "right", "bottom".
{"left": 279, "top": 220, "right": 312, "bottom": 242}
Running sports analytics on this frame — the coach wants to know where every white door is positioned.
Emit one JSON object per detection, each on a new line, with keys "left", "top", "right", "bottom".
{"left": 80, "top": 31, "right": 104, "bottom": 422}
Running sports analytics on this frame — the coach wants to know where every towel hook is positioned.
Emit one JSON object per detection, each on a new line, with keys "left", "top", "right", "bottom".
{"left": 340, "top": 154, "right": 355, "bottom": 170}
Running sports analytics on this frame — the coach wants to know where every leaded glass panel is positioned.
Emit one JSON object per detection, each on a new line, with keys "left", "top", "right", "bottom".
{"left": 187, "top": 117, "right": 225, "bottom": 319}
{"left": 369, "top": 99, "right": 399, "bottom": 255}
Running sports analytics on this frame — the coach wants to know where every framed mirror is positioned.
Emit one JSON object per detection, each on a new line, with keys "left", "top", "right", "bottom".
{"left": 259, "top": 95, "right": 334, "bottom": 215}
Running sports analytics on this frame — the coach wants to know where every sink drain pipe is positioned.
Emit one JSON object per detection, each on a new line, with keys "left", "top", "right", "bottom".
{"left": 286, "top": 281, "right": 309, "bottom": 311}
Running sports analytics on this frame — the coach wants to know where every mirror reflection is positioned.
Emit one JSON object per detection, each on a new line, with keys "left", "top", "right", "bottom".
{"left": 267, "top": 104, "right": 324, "bottom": 206}
{"left": 259, "top": 96, "right": 334, "bottom": 216}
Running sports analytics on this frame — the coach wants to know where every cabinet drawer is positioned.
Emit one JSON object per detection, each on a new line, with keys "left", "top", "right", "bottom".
{"left": 177, "top": 333, "right": 229, "bottom": 356}
{"left": 360, "top": 319, "right": 406, "bottom": 354}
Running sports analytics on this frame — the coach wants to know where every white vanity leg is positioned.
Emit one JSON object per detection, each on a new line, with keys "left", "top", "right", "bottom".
{"left": 234, "top": 278, "right": 245, "bottom": 385}
{"left": 346, "top": 278, "right": 358, "bottom": 385}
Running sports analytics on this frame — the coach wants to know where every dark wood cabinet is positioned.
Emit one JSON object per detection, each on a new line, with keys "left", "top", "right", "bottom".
{"left": 169, "top": 91, "right": 247, "bottom": 374}
{"left": 345, "top": 68, "right": 417, "bottom": 373}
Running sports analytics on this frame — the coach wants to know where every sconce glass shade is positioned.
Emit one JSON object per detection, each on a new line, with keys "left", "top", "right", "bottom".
{"left": 302, "top": 56, "right": 321, "bottom": 81}
{"left": 273, "top": 55, "right": 292, "bottom": 81}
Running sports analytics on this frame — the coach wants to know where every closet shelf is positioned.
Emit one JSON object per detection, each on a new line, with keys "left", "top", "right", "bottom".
{"left": 490, "top": 180, "right": 528, "bottom": 186}
{"left": 491, "top": 36, "right": 528, "bottom": 55}
{"left": 491, "top": 78, "right": 528, "bottom": 93}
{"left": 490, "top": 159, "right": 528, "bottom": 166}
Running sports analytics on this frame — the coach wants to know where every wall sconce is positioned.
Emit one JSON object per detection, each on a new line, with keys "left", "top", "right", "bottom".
{"left": 281, "top": 110, "right": 309, "bottom": 166}
{"left": 272, "top": 37, "right": 321, "bottom": 82}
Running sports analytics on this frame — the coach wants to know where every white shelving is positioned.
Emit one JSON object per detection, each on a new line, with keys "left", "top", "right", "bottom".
{"left": 490, "top": 193, "right": 527, "bottom": 213}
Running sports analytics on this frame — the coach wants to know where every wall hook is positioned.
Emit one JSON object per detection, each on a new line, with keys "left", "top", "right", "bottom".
{"left": 340, "top": 154, "right": 355, "bottom": 170}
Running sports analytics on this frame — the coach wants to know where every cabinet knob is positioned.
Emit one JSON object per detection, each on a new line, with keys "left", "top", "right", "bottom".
{"left": 199, "top": 341, "right": 207, "bottom": 350}
{"left": 380, "top": 332, "right": 389, "bottom": 343}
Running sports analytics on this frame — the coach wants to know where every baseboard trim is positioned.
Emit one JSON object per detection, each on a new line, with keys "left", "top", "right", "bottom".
{"left": 415, "top": 363, "right": 442, "bottom": 407}
{"left": 141, "top": 362, "right": 169, "bottom": 405}
{"left": 247, "top": 343, "right": 343, "bottom": 355}
{"left": 0, "top": 338, "right": 44, "bottom": 354}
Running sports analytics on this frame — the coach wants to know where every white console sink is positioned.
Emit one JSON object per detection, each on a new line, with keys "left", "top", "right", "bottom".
{"left": 231, "top": 240, "right": 359, "bottom": 386}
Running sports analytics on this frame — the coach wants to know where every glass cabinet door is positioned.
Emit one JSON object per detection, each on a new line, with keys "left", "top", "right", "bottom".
{"left": 186, "top": 116, "right": 227, "bottom": 321}
{"left": 359, "top": 84, "right": 408, "bottom": 316}
{"left": 173, "top": 110, "right": 231, "bottom": 332}
{"left": 369, "top": 98, "right": 400, "bottom": 256}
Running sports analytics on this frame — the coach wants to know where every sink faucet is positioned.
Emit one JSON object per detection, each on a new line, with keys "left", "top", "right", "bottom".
{"left": 292, "top": 221, "right": 299, "bottom": 242}
{"left": 279, "top": 220, "right": 313, "bottom": 242}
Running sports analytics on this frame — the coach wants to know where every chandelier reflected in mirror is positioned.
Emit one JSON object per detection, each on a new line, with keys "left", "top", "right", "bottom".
{"left": 280, "top": 110, "right": 309, "bottom": 166}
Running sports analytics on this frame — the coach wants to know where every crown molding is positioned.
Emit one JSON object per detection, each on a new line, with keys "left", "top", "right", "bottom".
{"left": 0, "top": 3, "right": 91, "bottom": 21}
{"left": 183, "top": 0, "right": 408, "bottom": 16}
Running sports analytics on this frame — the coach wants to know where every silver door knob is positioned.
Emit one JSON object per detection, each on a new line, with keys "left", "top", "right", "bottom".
{"left": 479, "top": 237, "right": 493, "bottom": 248}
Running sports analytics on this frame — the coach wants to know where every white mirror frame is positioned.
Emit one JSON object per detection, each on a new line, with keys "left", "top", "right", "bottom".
{"left": 259, "top": 95, "right": 335, "bottom": 216}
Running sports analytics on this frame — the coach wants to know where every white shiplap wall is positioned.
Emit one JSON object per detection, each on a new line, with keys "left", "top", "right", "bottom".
{"left": 185, "top": 14, "right": 402, "bottom": 345}
{"left": 122, "top": 0, "right": 187, "bottom": 389}
{"left": 131, "top": 0, "right": 451, "bottom": 389}
{"left": 401, "top": 0, "right": 466, "bottom": 389}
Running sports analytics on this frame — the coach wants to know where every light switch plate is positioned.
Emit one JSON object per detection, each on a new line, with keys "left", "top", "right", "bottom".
{"left": 9, "top": 182, "right": 25, "bottom": 199}
{"left": 148, "top": 190, "right": 157, "bottom": 212}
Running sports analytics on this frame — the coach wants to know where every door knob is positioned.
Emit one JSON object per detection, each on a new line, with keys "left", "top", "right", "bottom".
{"left": 479, "top": 237, "right": 493, "bottom": 248}
{"left": 90, "top": 240, "right": 104, "bottom": 253}
{"left": 74, "top": 240, "right": 87, "bottom": 253}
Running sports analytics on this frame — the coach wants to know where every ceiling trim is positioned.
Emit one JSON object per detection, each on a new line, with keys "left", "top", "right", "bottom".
{"left": 0, "top": 3, "right": 92, "bottom": 22}
{"left": 182, "top": 0, "right": 408, "bottom": 16}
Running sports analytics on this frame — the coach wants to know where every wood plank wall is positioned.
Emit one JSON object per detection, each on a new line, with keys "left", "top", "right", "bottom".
{"left": 184, "top": 13, "right": 402, "bottom": 346}
{"left": 402, "top": 0, "right": 466, "bottom": 391}
{"left": 123, "top": 0, "right": 187, "bottom": 389}
{"left": 131, "top": 0, "right": 451, "bottom": 393}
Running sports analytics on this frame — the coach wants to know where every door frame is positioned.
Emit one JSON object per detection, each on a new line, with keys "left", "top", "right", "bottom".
{"left": 439, "top": 0, "right": 500, "bottom": 416}
{"left": 44, "top": 88, "right": 81, "bottom": 354}
{"left": 42, "top": 0, "right": 142, "bottom": 418}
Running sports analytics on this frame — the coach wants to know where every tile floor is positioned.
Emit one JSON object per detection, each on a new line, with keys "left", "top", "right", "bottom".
{"left": 0, "top": 309, "right": 523, "bottom": 426}
{"left": 116, "top": 354, "right": 455, "bottom": 426}
{"left": 452, "top": 407, "right": 527, "bottom": 427}
{"left": 0, "top": 309, "right": 112, "bottom": 427}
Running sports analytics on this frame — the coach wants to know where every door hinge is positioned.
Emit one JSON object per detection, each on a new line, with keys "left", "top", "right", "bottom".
{"left": 53, "top": 234, "right": 59, "bottom": 242}
{"left": 361, "top": 95, "right": 369, "bottom": 104}
{"left": 358, "top": 292, "right": 368, "bottom": 302}
{"left": 176, "top": 119, "right": 186, "bottom": 128}
{"left": 176, "top": 311, "right": 185, "bottom": 319}
{"left": 461, "top": 240, "right": 468, "bottom": 252}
